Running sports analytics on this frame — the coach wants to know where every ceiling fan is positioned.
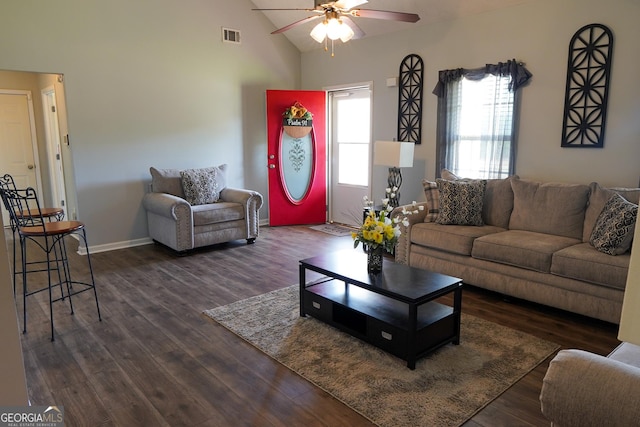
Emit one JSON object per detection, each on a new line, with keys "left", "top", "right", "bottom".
{"left": 253, "top": 0, "right": 420, "bottom": 55}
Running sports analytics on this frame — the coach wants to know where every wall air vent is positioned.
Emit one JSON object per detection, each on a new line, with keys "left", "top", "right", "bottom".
{"left": 222, "top": 27, "right": 241, "bottom": 44}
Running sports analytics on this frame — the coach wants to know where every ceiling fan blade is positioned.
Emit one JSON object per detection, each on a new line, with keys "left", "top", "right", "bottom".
{"left": 341, "top": 16, "right": 365, "bottom": 39}
{"left": 271, "top": 15, "right": 323, "bottom": 34}
{"left": 333, "top": 0, "right": 368, "bottom": 10}
{"left": 251, "top": 8, "right": 316, "bottom": 12}
{"left": 350, "top": 9, "right": 420, "bottom": 23}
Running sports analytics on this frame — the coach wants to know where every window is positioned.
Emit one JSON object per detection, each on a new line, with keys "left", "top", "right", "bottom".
{"left": 333, "top": 92, "right": 371, "bottom": 186}
{"left": 434, "top": 61, "right": 532, "bottom": 179}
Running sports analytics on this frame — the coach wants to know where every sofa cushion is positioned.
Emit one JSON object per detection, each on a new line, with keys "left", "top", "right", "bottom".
{"left": 180, "top": 164, "right": 228, "bottom": 206}
{"left": 410, "top": 222, "right": 505, "bottom": 256}
{"left": 509, "top": 178, "right": 590, "bottom": 239}
{"left": 472, "top": 230, "right": 581, "bottom": 273}
{"left": 150, "top": 167, "right": 185, "bottom": 198}
{"left": 583, "top": 182, "right": 640, "bottom": 242}
{"left": 551, "top": 242, "right": 630, "bottom": 290}
{"left": 483, "top": 177, "right": 516, "bottom": 228}
{"left": 590, "top": 193, "right": 637, "bottom": 255}
{"left": 436, "top": 179, "right": 487, "bottom": 226}
{"left": 421, "top": 180, "right": 441, "bottom": 222}
{"left": 192, "top": 201, "right": 244, "bottom": 226}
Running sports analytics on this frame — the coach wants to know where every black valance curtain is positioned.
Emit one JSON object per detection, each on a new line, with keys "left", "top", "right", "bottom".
{"left": 432, "top": 59, "right": 532, "bottom": 179}
{"left": 432, "top": 59, "right": 532, "bottom": 97}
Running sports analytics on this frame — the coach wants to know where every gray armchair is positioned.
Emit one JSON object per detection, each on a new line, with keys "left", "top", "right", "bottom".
{"left": 540, "top": 342, "right": 640, "bottom": 426}
{"left": 142, "top": 165, "right": 263, "bottom": 253}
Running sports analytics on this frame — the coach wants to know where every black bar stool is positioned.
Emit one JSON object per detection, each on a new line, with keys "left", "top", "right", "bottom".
{"left": 0, "top": 174, "right": 65, "bottom": 297}
{"left": 2, "top": 185, "right": 101, "bottom": 341}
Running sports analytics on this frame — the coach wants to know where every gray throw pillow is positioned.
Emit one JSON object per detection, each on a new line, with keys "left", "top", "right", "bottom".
{"left": 590, "top": 193, "right": 638, "bottom": 255}
{"left": 180, "top": 165, "right": 226, "bottom": 205}
{"left": 435, "top": 179, "right": 487, "bottom": 226}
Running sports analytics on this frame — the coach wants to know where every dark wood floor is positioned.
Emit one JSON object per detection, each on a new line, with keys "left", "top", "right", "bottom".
{"left": 7, "top": 226, "right": 620, "bottom": 426}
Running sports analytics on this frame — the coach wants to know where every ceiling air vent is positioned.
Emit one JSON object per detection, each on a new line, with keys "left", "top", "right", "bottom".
{"left": 222, "top": 27, "right": 241, "bottom": 44}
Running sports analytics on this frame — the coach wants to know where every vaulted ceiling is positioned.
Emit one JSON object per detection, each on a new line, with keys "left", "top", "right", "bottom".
{"left": 250, "top": 0, "right": 537, "bottom": 52}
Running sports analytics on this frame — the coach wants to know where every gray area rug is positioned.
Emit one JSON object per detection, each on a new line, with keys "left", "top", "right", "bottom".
{"left": 204, "top": 286, "right": 559, "bottom": 427}
{"left": 309, "top": 223, "right": 354, "bottom": 237}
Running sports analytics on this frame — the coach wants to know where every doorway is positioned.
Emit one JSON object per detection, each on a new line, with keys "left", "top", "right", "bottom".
{"left": 328, "top": 84, "right": 372, "bottom": 226}
{"left": 0, "top": 90, "right": 43, "bottom": 226}
{"left": 0, "top": 69, "right": 75, "bottom": 223}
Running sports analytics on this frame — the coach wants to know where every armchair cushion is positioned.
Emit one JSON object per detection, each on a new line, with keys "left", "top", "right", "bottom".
{"left": 150, "top": 167, "right": 184, "bottom": 198}
{"left": 192, "top": 202, "right": 244, "bottom": 226}
{"left": 180, "top": 165, "right": 227, "bottom": 205}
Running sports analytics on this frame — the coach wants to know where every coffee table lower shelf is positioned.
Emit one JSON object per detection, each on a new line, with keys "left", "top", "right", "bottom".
{"left": 302, "top": 279, "right": 459, "bottom": 368}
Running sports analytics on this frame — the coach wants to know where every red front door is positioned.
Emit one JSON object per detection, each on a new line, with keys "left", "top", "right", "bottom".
{"left": 266, "top": 90, "right": 326, "bottom": 226}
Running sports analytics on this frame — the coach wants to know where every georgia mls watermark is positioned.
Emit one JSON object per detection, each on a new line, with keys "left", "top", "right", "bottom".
{"left": 0, "top": 406, "right": 64, "bottom": 427}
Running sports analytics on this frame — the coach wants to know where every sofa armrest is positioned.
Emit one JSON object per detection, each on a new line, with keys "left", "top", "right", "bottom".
{"left": 142, "top": 192, "right": 194, "bottom": 251}
{"left": 219, "top": 188, "right": 264, "bottom": 239}
{"left": 142, "top": 192, "right": 191, "bottom": 220}
{"left": 540, "top": 349, "right": 640, "bottom": 427}
{"left": 391, "top": 202, "right": 428, "bottom": 265}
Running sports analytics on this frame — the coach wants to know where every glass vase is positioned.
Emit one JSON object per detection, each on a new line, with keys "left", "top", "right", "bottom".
{"left": 367, "top": 245, "right": 384, "bottom": 274}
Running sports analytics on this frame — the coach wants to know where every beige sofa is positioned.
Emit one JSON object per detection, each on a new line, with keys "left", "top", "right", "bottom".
{"left": 142, "top": 165, "right": 263, "bottom": 253}
{"left": 393, "top": 175, "right": 638, "bottom": 324}
{"left": 540, "top": 342, "right": 640, "bottom": 426}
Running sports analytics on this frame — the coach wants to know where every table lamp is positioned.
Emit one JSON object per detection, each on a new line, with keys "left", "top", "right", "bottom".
{"left": 373, "top": 140, "right": 415, "bottom": 208}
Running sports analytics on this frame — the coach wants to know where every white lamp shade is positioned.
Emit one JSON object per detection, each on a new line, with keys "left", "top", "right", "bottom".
{"left": 373, "top": 141, "right": 415, "bottom": 168}
{"left": 618, "top": 220, "right": 640, "bottom": 345}
{"left": 325, "top": 18, "right": 342, "bottom": 40}
{"left": 310, "top": 22, "right": 327, "bottom": 43}
{"left": 339, "top": 23, "right": 354, "bottom": 42}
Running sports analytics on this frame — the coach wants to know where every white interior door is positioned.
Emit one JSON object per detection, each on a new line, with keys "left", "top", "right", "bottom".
{"left": 328, "top": 85, "right": 372, "bottom": 226}
{"left": 0, "top": 91, "right": 42, "bottom": 225}
{"left": 42, "top": 87, "right": 67, "bottom": 211}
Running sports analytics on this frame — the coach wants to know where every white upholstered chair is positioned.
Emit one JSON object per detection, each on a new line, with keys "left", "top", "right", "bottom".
{"left": 142, "top": 164, "right": 263, "bottom": 253}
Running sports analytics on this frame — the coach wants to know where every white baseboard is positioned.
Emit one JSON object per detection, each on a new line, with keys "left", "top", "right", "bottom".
{"left": 77, "top": 237, "right": 154, "bottom": 255}
{"left": 76, "top": 219, "right": 270, "bottom": 255}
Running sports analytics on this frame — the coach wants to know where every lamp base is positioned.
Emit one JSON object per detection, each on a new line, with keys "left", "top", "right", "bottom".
{"left": 386, "top": 167, "right": 402, "bottom": 208}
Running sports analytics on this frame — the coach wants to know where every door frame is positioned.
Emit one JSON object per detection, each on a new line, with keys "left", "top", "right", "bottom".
{"left": 324, "top": 81, "right": 373, "bottom": 225}
{"left": 0, "top": 89, "right": 44, "bottom": 194}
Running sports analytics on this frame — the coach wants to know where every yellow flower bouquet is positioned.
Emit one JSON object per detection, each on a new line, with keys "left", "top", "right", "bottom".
{"left": 352, "top": 196, "right": 423, "bottom": 253}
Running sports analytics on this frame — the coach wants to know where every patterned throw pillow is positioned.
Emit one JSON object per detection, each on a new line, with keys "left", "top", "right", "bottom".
{"left": 435, "top": 179, "right": 487, "bottom": 226}
{"left": 180, "top": 166, "right": 222, "bottom": 205}
{"left": 590, "top": 193, "right": 638, "bottom": 255}
{"left": 421, "top": 180, "right": 441, "bottom": 222}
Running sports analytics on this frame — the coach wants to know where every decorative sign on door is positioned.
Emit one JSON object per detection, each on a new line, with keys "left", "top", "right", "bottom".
{"left": 280, "top": 102, "right": 314, "bottom": 203}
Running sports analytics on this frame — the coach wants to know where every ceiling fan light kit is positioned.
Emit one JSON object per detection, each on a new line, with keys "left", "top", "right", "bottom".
{"left": 253, "top": 0, "right": 420, "bottom": 56}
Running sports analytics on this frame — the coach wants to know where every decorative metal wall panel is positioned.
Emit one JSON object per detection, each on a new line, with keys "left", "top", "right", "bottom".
{"left": 398, "top": 54, "right": 424, "bottom": 144}
{"left": 561, "top": 23, "right": 613, "bottom": 148}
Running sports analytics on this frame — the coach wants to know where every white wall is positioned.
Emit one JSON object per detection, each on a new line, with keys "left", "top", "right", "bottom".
{"left": 0, "top": 216, "right": 29, "bottom": 405}
{"left": 302, "top": 0, "right": 640, "bottom": 205}
{"left": 0, "top": 0, "right": 300, "bottom": 249}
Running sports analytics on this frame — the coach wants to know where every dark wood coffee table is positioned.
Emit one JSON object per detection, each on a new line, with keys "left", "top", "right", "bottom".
{"left": 299, "top": 250, "right": 463, "bottom": 369}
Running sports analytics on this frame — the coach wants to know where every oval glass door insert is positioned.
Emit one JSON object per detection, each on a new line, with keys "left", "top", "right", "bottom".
{"left": 280, "top": 129, "right": 314, "bottom": 204}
